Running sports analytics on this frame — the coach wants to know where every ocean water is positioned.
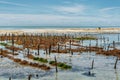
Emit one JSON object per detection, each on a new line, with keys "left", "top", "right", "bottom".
{"left": 0, "top": 26, "right": 119, "bottom": 29}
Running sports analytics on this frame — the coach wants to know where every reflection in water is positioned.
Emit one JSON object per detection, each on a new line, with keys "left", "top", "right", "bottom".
{"left": 55, "top": 72, "right": 58, "bottom": 80}
{"left": 69, "top": 56, "right": 72, "bottom": 65}
{"left": 115, "top": 69, "right": 119, "bottom": 80}
{"left": 82, "top": 70, "right": 96, "bottom": 77}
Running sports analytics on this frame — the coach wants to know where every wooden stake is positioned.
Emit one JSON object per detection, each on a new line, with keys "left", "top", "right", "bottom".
{"left": 96, "top": 39, "right": 98, "bottom": 47}
{"left": 45, "top": 46, "right": 48, "bottom": 55}
{"left": 9, "top": 77, "right": 11, "bottom": 80}
{"left": 107, "top": 44, "right": 110, "bottom": 51}
{"left": 69, "top": 40, "right": 71, "bottom": 53}
{"left": 54, "top": 56, "right": 58, "bottom": 73}
{"left": 49, "top": 44, "right": 51, "bottom": 55}
{"left": 118, "top": 33, "right": 119, "bottom": 42}
{"left": 71, "top": 51, "right": 73, "bottom": 55}
{"left": 37, "top": 44, "right": 40, "bottom": 55}
{"left": 89, "top": 43, "right": 91, "bottom": 53}
{"left": 113, "top": 41, "right": 115, "bottom": 49}
{"left": 12, "top": 34, "right": 14, "bottom": 46}
{"left": 0, "top": 49, "right": 3, "bottom": 55}
{"left": 65, "top": 45, "right": 66, "bottom": 50}
{"left": 57, "top": 43, "right": 60, "bottom": 53}
{"left": 27, "top": 48, "right": 30, "bottom": 55}
{"left": 91, "top": 59, "right": 94, "bottom": 69}
{"left": 28, "top": 74, "right": 32, "bottom": 80}
{"left": 12, "top": 47, "right": 14, "bottom": 55}
{"left": 114, "top": 57, "right": 118, "bottom": 69}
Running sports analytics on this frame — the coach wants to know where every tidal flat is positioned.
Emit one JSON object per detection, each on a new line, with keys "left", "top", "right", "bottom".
{"left": 0, "top": 28, "right": 120, "bottom": 80}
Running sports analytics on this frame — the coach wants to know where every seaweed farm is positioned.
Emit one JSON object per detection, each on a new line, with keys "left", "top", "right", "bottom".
{"left": 0, "top": 32, "right": 120, "bottom": 80}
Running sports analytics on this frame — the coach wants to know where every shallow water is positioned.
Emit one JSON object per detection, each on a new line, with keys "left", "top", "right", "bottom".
{"left": 0, "top": 33, "right": 120, "bottom": 80}
{"left": 0, "top": 26, "right": 119, "bottom": 30}
{"left": 0, "top": 51, "right": 120, "bottom": 80}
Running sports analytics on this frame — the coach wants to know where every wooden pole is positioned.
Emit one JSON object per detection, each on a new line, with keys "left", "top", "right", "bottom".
{"left": 91, "top": 59, "right": 94, "bottom": 69}
{"left": 54, "top": 56, "right": 58, "bottom": 73}
{"left": 45, "top": 46, "right": 48, "bottom": 55}
{"left": 71, "top": 51, "right": 73, "bottom": 55}
{"left": 103, "top": 37, "right": 105, "bottom": 44}
{"left": 69, "top": 40, "right": 71, "bottom": 53}
{"left": 22, "top": 39, "right": 25, "bottom": 49}
{"left": 57, "top": 43, "right": 60, "bottom": 53}
{"left": 107, "top": 37, "right": 109, "bottom": 44}
{"left": 49, "top": 44, "right": 51, "bottom": 56}
{"left": 28, "top": 74, "right": 32, "bottom": 80}
{"left": 88, "top": 71, "right": 91, "bottom": 76}
{"left": 0, "top": 49, "right": 3, "bottom": 55}
{"left": 27, "top": 48, "right": 30, "bottom": 55}
{"left": 89, "top": 42, "right": 91, "bottom": 53}
{"left": 12, "top": 34, "right": 14, "bottom": 46}
{"left": 12, "top": 34, "right": 14, "bottom": 55}
{"left": 113, "top": 41, "right": 115, "bottom": 49}
{"left": 12, "top": 47, "right": 14, "bottom": 55}
{"left": 8, "top": 33, "right": 10, "bottom": 41}
{"left": 65, "top": 45, "right": 66, "bottom": 51}
{"left": 107, "top": 44, "right": 110, "bottom": 51}
{"left": 118, "top": 33, "right": 119, "bottom": 42}
{"left": 37, "top": 44, "right": 40, "bottom": 55}
{"left": 114, "top": 57, "right": 118, "bottom": 69}
{"left": 96, "top": 39, "right": 98, "bottom": 47}
{"left": 9, "top": 77, "right": 11, "bottom": 80}
{"left": 0, "top": 35, "right": 2, "bottom": 42}
{"left": 100, "top": 36, "right": 102, "bottom": 47}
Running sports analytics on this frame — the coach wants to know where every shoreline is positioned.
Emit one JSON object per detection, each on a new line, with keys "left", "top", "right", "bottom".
{"left": 0, "top": 28, "right": 120, "bottom": 34}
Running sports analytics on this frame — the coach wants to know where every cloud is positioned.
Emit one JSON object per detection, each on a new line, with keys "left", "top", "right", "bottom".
{"left": 0, "top": 13, "right": 120, "bottom": 26}
{"left": 100, "top": 7, "right": 120, "bottom": 12}
{"left": 0, "top": 1, "right": 120, "bottom": 26}
{"left": 0, "top": 1, "right": 29, "bottom": 7}
{"left": 98, "top": 7, "right": 120, "bottom": 17}
{"left": 0, "top": 14, "right": 66, "bottom": 26}
{"left": 52, "top": 4, "right": 86, "bottom": 14}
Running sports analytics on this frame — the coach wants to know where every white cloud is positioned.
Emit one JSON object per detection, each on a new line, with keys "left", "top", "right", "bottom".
{"left": 100, "top": 7, "right": 120, "bottom": 12}
{"left": 0, "top": 13, "right": 120, "bottom": 26}
{"left": 0, "top": 1, "right": 29, "bottom": 7}
{"left": 0, "top": 14, "right": 66, "bottom": 26}
{"left": 0, "top": 1, "right": 120, "bottom": 26}
{"left": 96, "top": 7, "right": 120, "bottom": 18}
{"left": 52, "top": 4, "right": 86, "bottom": 14}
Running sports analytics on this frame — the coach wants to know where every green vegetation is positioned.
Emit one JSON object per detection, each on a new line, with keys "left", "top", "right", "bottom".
{"left": 34, "top": 58, "right": 72, "bottom": 69}
{"left": 34, "top": 57, "right": 39, "bottom": 60}
{"left": 49, "top": 61, "right": 72, "bottom": 69}
{"left": 74, "top": 36, "right": 97, "bottom": 40}
{"left": 34, "top": 57, "right": 48, "bottom": 63}
{"left": 0, "top": 43, "right": 8, "bottom": 46}
{"left": 57, "top": 62, "right": 65, "bottom": 67}
{"left": 49, "top": 61, "right": 55, "bottom": 65}
{"left": 58, "top": 62, "right": 72, "bottom": 69}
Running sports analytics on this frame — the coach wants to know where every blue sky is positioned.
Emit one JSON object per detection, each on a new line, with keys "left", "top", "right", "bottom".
{"left": 0, "top": 0, "right": 120, "bottom": 26}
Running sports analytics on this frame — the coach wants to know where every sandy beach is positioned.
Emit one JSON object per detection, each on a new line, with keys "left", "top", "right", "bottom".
{"left": 0, "top": 28, "right": 120, "bottom": 34}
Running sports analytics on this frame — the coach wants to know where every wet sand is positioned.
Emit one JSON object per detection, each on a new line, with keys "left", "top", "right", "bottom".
{"left": 0, "top": 28, "right": 120, "bottom": 34}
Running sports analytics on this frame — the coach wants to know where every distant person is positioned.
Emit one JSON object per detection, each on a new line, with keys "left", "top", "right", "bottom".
{"left": 98, "top": 27, "right": 101, "bottom": 30}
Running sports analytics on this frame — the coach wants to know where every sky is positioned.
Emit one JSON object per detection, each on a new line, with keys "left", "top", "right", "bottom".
{"left": 0, "top": 0, "right": 120, "bottom": 26}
